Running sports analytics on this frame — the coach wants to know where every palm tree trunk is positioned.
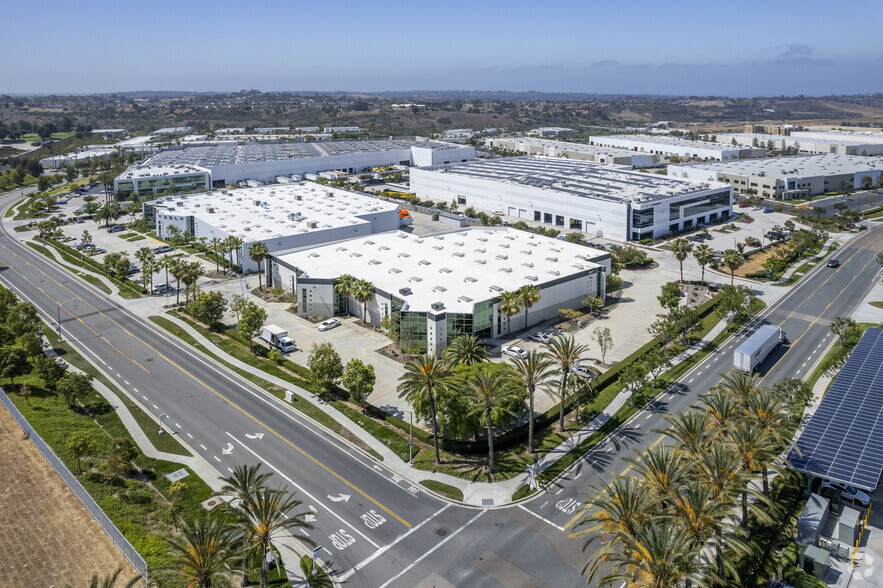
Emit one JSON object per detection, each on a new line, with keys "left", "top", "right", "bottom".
{"left": 257, "top": 262, "right": 262, "bottom": 290}
{"left": 701, "top": 266, "right": 706, "bottom": 285}
{"left": 528, "top": 387, "right": 535, "bottom": 454}
{"left": 741, "top": 490, "right": 749, "bottom": 530}
{"left": 558, "top": 375, "right": 568, "bottom": 431}
{"left": 241, "top": 552, "right": 248, "bottom": 587}
{"left": 762, "top": 467, "right": 770, "bottom": 497}
{"left": 486, "top": 414, "right": 495, "bottom": 483}
{"left": 524, "top": 307, "right": 529, "bottom": 331}
{"left": 176, "top": 278, "right": 181, "bottom": 305}
{"left": 716, "top": 528, "right": 724, "bottom": 583}
{"left": 260, "top": 544, "right": 268, "bottom": 588}
{"left": 731, "top": 270, "right": 735, "bottom": 285}
{"left": 429, "top": 388, "right": 441, "bottom": 465}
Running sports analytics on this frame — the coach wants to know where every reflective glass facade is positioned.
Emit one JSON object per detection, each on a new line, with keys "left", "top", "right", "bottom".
{"left": 446, "top": 313, "right": 473, "bottom": 344}
{"left": 631, "top": 207, "right": 655, "bottom": 229}
{"left": 400, "top": 311, "right": 428, "bottom": 354}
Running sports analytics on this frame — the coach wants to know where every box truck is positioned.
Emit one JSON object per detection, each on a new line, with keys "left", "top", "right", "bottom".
{"left": 260, "top": 324, "right": 296, "bottom": 353}
{"left": 733, "top": 325, "right": 785, "bottom": 373}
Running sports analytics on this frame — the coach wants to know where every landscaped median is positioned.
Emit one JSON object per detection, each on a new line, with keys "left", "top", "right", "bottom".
{"left": 33, "top": 236, "right": 145, "bottom": 298}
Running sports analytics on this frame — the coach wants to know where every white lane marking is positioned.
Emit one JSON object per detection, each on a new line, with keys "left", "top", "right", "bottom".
{"left": 199, "top": 444, "right": 207, "bottom": 451}
{"left": 186, "top": 433, "right": 193, "bottom": 439}
{"left": 802, "top": 362, "right": 807, "bottom": 367}
{"left": 227, "top": 467, "right": 233, "bottom": 473}
{"left": 697, "top": 371, "right": 703, "bottom": 376}
{"left": 574, "top": 472, "right": 582, "bottom": 479}
{"left": 174, "top": 422, "right": 181, "bottom": 428}
{"left": 635, "top": 423, "right": 641, "bottom": 429}
{"left": 668, "top": 394, "right": 674, "bottom": 400}
{"left": 517, "top": 505, "right": 565, "bottom": 532}
{"left": 124, "top": 380, "right": 130, "bottom": 385}
{"left": 133, "top": 388, "right": 138, "bottom": 393}
{"left": 688, "top": 378, "right": 694, "bottom": 383}
{"left": 213, "top": 456, "right": 221, "bottom": 462}
{"left": 713, "top": 356, "right": 719, "bottom": 361}
{"left": 226, "top": 433, "right": 380, "bottom": 548}
{"left": 645, "top": 414, "right": 652, "bottom": 420}
{"left": 151, "top": 404, "right": 158, "bottom": 409}
{"left": 142, "top": 395, "right": 148, "bottom": 401}
{"left": 377, "top": 510, "right": 487, "bottom": 588}
{"left": 796, "top": 369, "right": 802, "bottom": 375}
{"left": 338, "top": 504, "right": 450, "bottom": 582}
{"left": 540, "top": 501, "right": 549, "bottom": 508}
{"left": 116, "top": 373, "right": 120, "bottom": 378}
{"left": 605, "top": 447, "right": 612, "bottom": 453}
{"left": 556, "top": 487, "right": 564, "bottom": 495}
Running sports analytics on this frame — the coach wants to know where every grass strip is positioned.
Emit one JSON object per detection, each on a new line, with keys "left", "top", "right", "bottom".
{"left": 25, "top": 241, "right": 113, "bottom": 294}
{"left": 37, "top": 237, "right": 144, "bottom": 298}
{"left": 331, "top": 400, "right": 415, "bottom": 462}
{"left": 419, "top": 480, "right": 464, "bottom": 502}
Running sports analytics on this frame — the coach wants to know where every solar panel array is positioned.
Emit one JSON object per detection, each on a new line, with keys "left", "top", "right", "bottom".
{"left": 787, "top": 328, "right": 883, "bottom": 490}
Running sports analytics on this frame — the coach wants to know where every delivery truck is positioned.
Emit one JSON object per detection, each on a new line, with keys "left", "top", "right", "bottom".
{"left": 260, "top": 324, "right": 296, "bottom": 353}
{"left": 733, "top": 325, "right": 785, "bottom": 373}
{"left": 399, "top": 209, "right": 413, "bottom": 226}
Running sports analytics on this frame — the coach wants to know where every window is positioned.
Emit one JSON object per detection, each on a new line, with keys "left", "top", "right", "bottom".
{"left": 631, "top": 207, "right": 654, "bottom": 229}
{"left": 534, "top": 211, "right": 541, "bottom": 221}
{"left": 570, "top": 219, "right": 583, "bottom": 230}
{"left": 543, "top": 213, "right": 553, "bottom": 224}
{"left": 555, "top": 215, "right": 565, "bottom": 227}
{"left": 457, "top": 196, "right": 466, "bottom": 204}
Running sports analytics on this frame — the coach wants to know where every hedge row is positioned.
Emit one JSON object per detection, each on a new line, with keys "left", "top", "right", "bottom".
{"left": 37, "top": 237, "right": 146, "bottom": 298}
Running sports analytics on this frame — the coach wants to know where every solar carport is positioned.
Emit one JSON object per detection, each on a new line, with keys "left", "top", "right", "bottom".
{"left": 787, "top": 328, "right": 883, "bottom": 492}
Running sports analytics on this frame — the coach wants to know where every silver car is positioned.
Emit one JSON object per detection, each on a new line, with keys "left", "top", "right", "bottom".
{"left": 317, "top": 318, "right": 341, "bottom": 332}
{"left": 502, "top": 346, "right": 527, "bottom": 359}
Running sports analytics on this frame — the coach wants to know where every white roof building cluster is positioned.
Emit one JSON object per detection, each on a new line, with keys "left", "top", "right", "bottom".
{"left": 589, "top": 134, "right": 764, "bottom": 161}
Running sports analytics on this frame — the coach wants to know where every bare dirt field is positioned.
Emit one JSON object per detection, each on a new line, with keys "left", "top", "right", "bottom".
{"left": 0, "top": 403, "right": 135, "bottom": 588}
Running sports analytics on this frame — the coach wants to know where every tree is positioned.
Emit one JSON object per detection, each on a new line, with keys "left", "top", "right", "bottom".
{"left": 443, "top": 334, "right": 489, "bottom": 367}
{"left": 722, "top": 249, "right": 744, "bottom": 285}
{"left": 771, "top": 377, "right": 813, "bottom": 416}
{"left": 182, "top": 261, "right": 205, "bottom": 304}
{"left": 398, "top": 354, "right": 457, "bottom": 465}
{"left": 582, "top": 296, "right": 604, "bottom": 316}
{"left": 229, "top": 294, "right": 247, "bottom": 325}
{"left": 341, "top": 359, "right": 375, "bottom": 406}
{"left": 593, "top": 327, "right": 613, "bottom": 365}
{"left": 499, "top": 291, "right": 522, "bottom": 331}
{"left": 616, "top": 245, "right": 652, "bottom": 268}
{"left": 33, "top": 354, "right": 68, "bottom": 389}
{"left": 693, "top": 244, "right": 715, "bottom": 285}
{"left": 94, "top": 201, "right": 120, "bottom": 227}
{"left": 605, "top": 273, "right": 624, "bottom": 295}
{"left": 207, "top": 236, "right": 224, "bottom": 273}
{"left": 37, "top": 175, "right": 52, "bottom": 192}
{"left": 134, "top": 247, "right": 154, "bottom": 271}
{"left": 352, "top": 279, "right": 375, "bottom": 325}
{"left": 645, "top": 346, "right": 674, "bottom": 386}
{"left": 546, "top": 335, "right": 589, "bottom": 431}
{"left": 510, "top": 350, "right": 555, "bottom": 454}
{"left": 307, "top": 342, "right": 343, "bottom": 390}
{"left": 57, "top": 372, "right": 93, "bottom": 407}
{"left": 67, "top": 431, "right": 97, "bottom": 474}
{"left": 158, "top": 254, "right": 176, "bottom": 290}
{"left": 239, "top": 302, "right": 268, "bottom": 354}
{"left": 657, "top": 281, "right": 681, "bottom": 313}
{"left": 187, "top": 290, "right": 227, "bottom": 326}
{"left": 215, "top": 463, "right": 272, "bottom": 585}
{"left": 0, "top": 346, "right": 28, "bottom": 384}
{"left": 516, "top": 284, "right": 541, "bottom": 330}
{"left": 248, "top": 241, "right": 269, "bottom": 290}
{"left": 164, "top": 514, "right": 242, "bottom": 588}
{"left": 716, "top": 284, "right": 754, "bottom": 326}
{"left": 671, "top": 237, "right": 693, "bottom": 283}
{"left": 333, "top": 274, "right": 356, "bottom": 317}
{"left": 466, "top": 365, "right": 524, "bottom": 482}
{"left": 224, "top": 236, "right": 244, "bottom": 273}
{"left": 619, "top": 361, "right": 648, "bottom": 405}
{"left": 829, "top": 316, "right": 858, "bottom": 347}
{"left": 142, "top": 256, "right": 157, "bottom": 294}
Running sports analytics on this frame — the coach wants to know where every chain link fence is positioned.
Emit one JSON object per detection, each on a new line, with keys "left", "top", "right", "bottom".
{"left": 0, "top": 391, "right": 148, "bottom": 583}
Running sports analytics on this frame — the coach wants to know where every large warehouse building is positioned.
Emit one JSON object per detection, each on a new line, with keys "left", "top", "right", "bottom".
{"left": 144, "top": 184, "right": 400, "bottom": 273}
{"left": 119, "top": 137, "right": 474, "bottom": 192}
{"left": 668, "top": 154, "right": 883, "bottom": 199}
{"left": 717, "top": 132, "right": 883, "bottom": 156}
{"left": 410, "top": 156, "right": 733, "bottom": 241}
{"left": 486, "top": 136, "right": 660, "bottom": 168}
{"left": 267, "top": 228, "right": 610, "bottom": 356}
{"left": 588, "top": 134, "right": 765, "bottom": 161}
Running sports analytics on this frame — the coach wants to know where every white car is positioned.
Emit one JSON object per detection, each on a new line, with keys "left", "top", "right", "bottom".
{"left": 317, "top": 318, "right": 341, "bottom": 332}
{"left": 821, "top": 479, "right": 870, "bottom": 507}
{"left": 152, "top": 282, "right": 170, "bottom": 294}
{"left": 572, "top": 365, "right": 597, "bottom": 379}
{"left": 502, "top": 346, "right": 527, "bottom": 359}
{"left": 529, "top": 332, "right": 550, "bottom": 344}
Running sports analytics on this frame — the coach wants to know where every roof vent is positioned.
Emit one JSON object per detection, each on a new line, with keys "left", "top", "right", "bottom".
{"left": 463, "top": 276, "right": 477, "bottom": 283}
{"left": 545, "top": 256, "right": 558, "bottom": 262}
{"left": 388, "top": 268, "right": 401, "bottom": 274}
{"left": 398, "top": 287, "right": 412, "bottom": 296}
{"left": 489, "top": 285, "right": 503, "bottom": 292}
{"left": 525, "top": 275, "right": 538, "bottom": 281}
{"left": 430, "top": 301, "right": 445, "bottom": 310}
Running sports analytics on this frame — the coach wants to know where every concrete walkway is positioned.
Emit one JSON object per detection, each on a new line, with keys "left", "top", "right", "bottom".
{"left": 37, "top": 240, "right": 120, "bottom": 296}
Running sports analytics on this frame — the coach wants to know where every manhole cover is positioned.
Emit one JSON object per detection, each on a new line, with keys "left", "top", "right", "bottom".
{"left": 435, "top": 527, "right": 449, "bottom": 537}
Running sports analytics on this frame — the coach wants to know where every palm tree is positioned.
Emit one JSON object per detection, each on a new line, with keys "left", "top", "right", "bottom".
{"left": 466, "top": 365, "right": 524, "bottom": 482}
{"left": 237, "top": 485, "right": 315, "bottom": 588}
{"left": 99, "top": 171, "right": 116, "bottom": 204}
{"left": 248, "top": 241, "right": 270, "bottom": 291}
{"left": 352, "top": 279, "right": 375, "bottom": 325}
{"left": 142, "top": 256, "right": 157, "bottom": 294}
{"left": 696, "top": 443, "right": 746, "bottom": 581}
{"left": 498, "top": 291, "right": 522, "bottom": 333}
{"left": 722, "top": 249, "right": 744, "bottom": 285}
{"left": 671, "top": 237, "right": 693, "bottom": 283}
{"left": 662, "top": 411, "right": 712, "bottom": 457}
{"left": 397, "top": 354, "right": 456, "bottom": 465}
{"left": 694, "top": 244, "right": 715, "bottom": 286}
{"left": 702, "top": 390, "right": 741, "bottom": 438}
{"left": 510, "top": 350, "right": 555, "bottom": 454}
{"left": 443, "top": 334, "right": 489, "bottom": 367}
{"left": 628, "top": 444, "right": 687, "bottom": 504}
{"left": 164, "top": 514, "right": 242, "bottom": 588}
{"left": 182, "top": 261, "right": 205, "bottom": 303}
{"left": 674, "top": 482, "right": 730, "bottom": 587}
{"left": 134, "top": 246, "right": 154, "bottom": 268}
{"left": 159, "top": 254, "right": 176, "bottom": 290}
{"left": 68, "top": 567, "right": 142, "bottom": 588}
{"left": 596, "top": 521, "right": 699, "bottom": 588}
{"left": 545, "top": 335, "right": 589, "bottom": 432}
{"left": 516, "top": 284, "right": 541, "bottom": 330}
{"left": 715, "top": 370, "right": 759, "bottom": 405}
{"left": 333, "top": 274, "right": 356, "bottom": 317}
{"left": 208, "top": 236, "right": 223, "bottom": 273}
{"left": 729, "top": 424, "right": 773, "bottom": 531}
{"left": 224, "top": 236, "right": 244, "bottom": 274}
{"left": 170, "top": 258, "right": 188, "bottom": 305}
{"left": 216, "top": 463, "right": 272, "bottom": 585}
{"left": 744, "top": 390, "right": 792, "bottom": 496}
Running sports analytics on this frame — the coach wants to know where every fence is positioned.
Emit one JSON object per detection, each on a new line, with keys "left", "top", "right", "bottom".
{"left": 0, "top": 390, "right": 149, "bottom": 583}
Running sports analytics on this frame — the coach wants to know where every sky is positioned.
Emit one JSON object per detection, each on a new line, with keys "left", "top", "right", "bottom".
{"left": 5, "top": 0, "right": 882, "bottom": 97}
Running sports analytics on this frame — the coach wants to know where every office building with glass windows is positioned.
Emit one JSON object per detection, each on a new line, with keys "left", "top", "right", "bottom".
{"left": 410, "top": 156, "right": 733, "bottom": 241}
{"left": 114, "top": 164, "right": 211, "bottom": 198}
{"left": 267, "top": 228, "right": 610, "bottom": 356}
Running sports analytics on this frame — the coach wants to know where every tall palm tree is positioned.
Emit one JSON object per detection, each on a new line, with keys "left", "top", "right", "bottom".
{"left": 208, "top": 236, "right": 223, "bottom": 273}
{"left": 662, "top": 411, "right": 712, "bottom": 457}
{"left": 596, "top": 521, "right": 699, "bottom": 588}
{"left": 696, "top": 443, "right": 746, "bottom": 581}
{"left": 744, "top": 390, "right": 792, "bottom": 496}
{"left": 182, "top": 261, "right": 206, "bottom": 304}
{"left": 715, "top": 370, "right": 759, "bottom": 406}
{"left": 671, "top": 237, "right": 693, "bottom": 283}
{"left": 134, "top": 246, "right": 154, "bottom": 269}
{"left": 694, "top": 244, "right": 715, "bottom": 286}
{"left": 498, "top": 291, "right": 522, "bottom": 333}
{"left": 545, "top": 335, "right": 589, "bottom": 432}
{"left": 159, "top": 254, "right": 176, "bottom": 290}
{"left": 466, "top": 365, "right": 524, "bottom": 482}
{"left": 628, "top": 444, "right": 687, "bottom": 504}
{"left": 673, "top": 482, "right": 730, "bottom": 588}
{"left": 352, "top": 279, "right": 375, "bottom": 325}
{"left": 397, "top": 354, "right": 457, "bottom": 465}
{"left": 164, "top": 514, "right": 242, "bottom": 588}
{"left": 142, "top": 256, "right": 157, "bottom": 294}
{"left": 224, "top": 236, "right": 244, "bottom": 274}
{"left": 333, "top": 274, "right": 356, "bottom": 317}
{"left": 729, "top": 424, "right": 773, "bottom": 531}
{"left": 511, "top": 350, "right": 555, "bottom": 454}
{"left": 722, "top": 249, "right": 745, "bottom": 285}
{"left": 248, "top": 241, "right": 270, "bottom": 291}
{"left": 217, "top": 463, "right": 272, "bottom": 585}
{"left": 443, "top": 334, "right": 489, "bottom": 367}
{"left": 516, "top": 284, "right": 541, "bottom": 330}
{"left": 170, "top": 257, "right": 188, "bottom": 305}
{"left": 67, "top": 568, "right": 142, "bottom": 588}
{"left": 702, "top": 390, "right": 741, "bottom": 439}
{"left": 236, "top": 486, "right": 315, "bottom": 588}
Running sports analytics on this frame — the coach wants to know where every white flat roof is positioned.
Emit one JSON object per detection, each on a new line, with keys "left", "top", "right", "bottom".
{"left": 118, "top": 164, "right": 209, "bottom": 180}
{"left": 151, "top": 184, "right": 398, "bottom": 241}
{"left": 276, "top": 228, "right": 606, "bottom": 314}
{"left": 420, "top": 156, "right": 727, "bottom": 204}
{"left": 670, "top": 154, "right": 883, "bottom": 178}
{"left": 592, "top": 134, "right": 742, "bottom": 151}
{"left": 492, "top": 136, "right": 645, "bottom": 158}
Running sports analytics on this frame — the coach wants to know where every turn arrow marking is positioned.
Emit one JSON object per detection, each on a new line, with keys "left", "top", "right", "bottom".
{"left": 327, "top": 493, "right": 351, "bottom": 503}
{"left": 245, "top": 433, "right": 264, "bottom": 440}
{"left": 221, "top": 443, "right": 234, "bottom": 455}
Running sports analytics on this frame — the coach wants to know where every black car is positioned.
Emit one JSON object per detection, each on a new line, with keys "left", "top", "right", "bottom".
{"left": 106, "top": 224, "right": 125, "bottom": 233}
{"left": 827, "top": 259, "right": 840, "bottom": 268}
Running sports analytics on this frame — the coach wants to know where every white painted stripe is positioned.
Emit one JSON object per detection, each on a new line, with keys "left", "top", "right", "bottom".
{"left": 338, "top": 504, "right": 450, "bottom": 582}
{"left": 540, "top": 501, "right": 549, "bottom": 509}
{"left": 227, "top": 467, "right": 233, "bottom": 473}
{"left": 133, "top": 388, "right": 138, "bottom": 393}
{"left": 605, "top": 447, "right": 612, "bottom": 453}
{"left": 199, "top": 444, "right": 207, "bottom": 450}
{"left": 517, "top": 505, "right": 565, "bottom": 532}
{"left": 142, "top": 395, "right": 148, "bottom": 401}
{"left": 556, "top": 487, "right": 564, "bottom": 495}
{"left": 213, "top": 456, "right": 221, "bottom": 462}
{"left": 635, "top": 423, "right": 641, "bottom": 429}
{"left": 688, "top": 378, "right": 694, "bottom": 383}
{"left": 645, "top": 414, "right": 652, "bottom": 420}
{"left": 174, "top": 422, "right": 181, "bottom": 428}
{"left": 186, "top": 433, "right": 193, "bottom": 439}
{"left": 151, "top": 404, "right": 158, "bottom": 409}
{"left": 124, "top": 380, "right": 130, "bottom": 385}
{"left": 574, "top": 472, "right": 582, "bottom": 479}
{"left": 377, "top": 510, "right": 487, "bottom": 588}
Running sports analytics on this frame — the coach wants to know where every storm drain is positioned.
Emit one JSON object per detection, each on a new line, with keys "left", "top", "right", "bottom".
{"left": 435, "top": 527, "right": 449, "bottom": 537}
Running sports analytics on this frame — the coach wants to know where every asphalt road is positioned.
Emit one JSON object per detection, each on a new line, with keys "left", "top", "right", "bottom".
{"left": 3, "top": 183, "right": 882, "bottom": 587}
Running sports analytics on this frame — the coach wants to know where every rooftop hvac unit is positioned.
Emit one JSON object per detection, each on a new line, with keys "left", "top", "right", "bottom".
{"left": 206, "top": 207, "right": 215, "bottom": 213}
{"left": 306, "top": 221, "right": 318, "bottom": 228}
{"left": 398, "top": 287, "right": 412, "bottom": 296}
{"left": 430, "top": 301, "right": 445, "bottom": 309}
{"left": 253, "top": 199, "right": 262, "bottom": 206}
{"left": 295, "top": 195, "right": 302, "bottom": 200}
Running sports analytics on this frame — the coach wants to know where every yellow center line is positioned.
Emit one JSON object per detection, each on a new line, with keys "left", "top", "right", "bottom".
{"left": 0, "top": 240, "right": 412, "bottom": 529}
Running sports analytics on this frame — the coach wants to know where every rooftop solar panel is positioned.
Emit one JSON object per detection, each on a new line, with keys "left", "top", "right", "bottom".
{"left": 787, "top": 328, "right": 883, "bottom": 491}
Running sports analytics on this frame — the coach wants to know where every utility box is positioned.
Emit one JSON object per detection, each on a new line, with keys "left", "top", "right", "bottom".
{"left": 838, "top": 506, "right": 861, "bottom": 546}
{"left": 799, "top": 544, "right": 831, "bottom": 580}
{"left": 797, "top": 494, "right": 829, "bottom": 546}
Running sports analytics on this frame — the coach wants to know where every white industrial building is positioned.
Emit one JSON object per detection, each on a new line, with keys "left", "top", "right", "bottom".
{"left": 527, "top": 127, "right": 575, "bottom": 137}
{"left": 150, "top": 126, "right": 192, "bottom": 136}
{"left": 410, "top": 156, "right": 733, "bottom": 241}
{"left": 91, "top": 129, "right": 127, "bottom": 137}
{"left": 115, "top": 164, "right": 212, "bottom": 198}
{"left": 589, "top": 134, "right": 764, "bottom": 161}
{"left": 669, "top": 154, "right": 883, "bottom": 199}
{"left": 267, "top": 228, "right": 610, "bottom": 356}
{"left": 717, "top": 132, "right": 883, "bottom": 156}
{"left": 145, "top": 184, "right": 400, "bottom": 273}
{"left": 486, "top": 136, "right": 660, "bottom": 168}
{"left": 120, "top": 137, "right": 474, "bottom": 191}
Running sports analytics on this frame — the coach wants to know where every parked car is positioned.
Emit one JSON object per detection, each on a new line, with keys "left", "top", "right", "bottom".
{"left": 126, "top": 264, "right": 139, "bottom": 275}
{"left": 152, "top": 282, "right": 170, "bottom": 294}
{"left": 529, "top": 332, "right": 551, "bottom": 344}
{"left": 738, "top": 203, "right": 748, "bottom": 208}
{"left": 572, "top": 365, "right": 598, "bottom": 379}
{"left": 317, "top": 318, "right": 341, "bottom": 332}
{"left": 751, "top": 206, "right": 762, "bottom": 211}
{"left": 75, "top": 216, "right": 85, "bottom": 223}
{"left": 502, "top": 346, "right": 527, "bottom": 359}
{"left": 92, "top": 247, "right": 107, "bottom": 255}
{"left": 827, "top": 259, "right": 840, "bottom": 268}
{"left": 763, "top": 209, "right": 774, "bottom": 213}
{"left": 820, "top": 479, "right": 870, "bottom": 507}
{"left": 152, "top": 245, "right": 174, "bottom": 254}
{"left": 106, "top": 224, "right": 125, "bottom": 233}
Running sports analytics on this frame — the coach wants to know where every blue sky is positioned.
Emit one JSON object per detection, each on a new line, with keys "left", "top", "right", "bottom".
{"left": 6, "top": 0, "right": 882, "bottom": 96}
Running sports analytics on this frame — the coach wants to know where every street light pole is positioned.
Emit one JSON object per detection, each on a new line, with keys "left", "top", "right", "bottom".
{"left": 404, "top": 410, "right": 413, "bottom": 465}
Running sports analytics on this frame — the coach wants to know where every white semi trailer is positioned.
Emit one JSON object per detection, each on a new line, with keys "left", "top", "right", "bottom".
{"left": 733, "top": 325, "right": 785, "bottom": 373}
